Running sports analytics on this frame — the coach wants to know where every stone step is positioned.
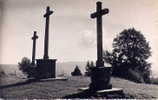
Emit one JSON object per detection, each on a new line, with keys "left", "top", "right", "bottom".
{"left": 97, "top": 88, "right": 123, "bottom": 93}
{"left": 78, "top": 87, "right": 89, "bottom": 91}
{"left": 79, "top": 87, "right": 124, "bottom": 94}
{"left": 38, "top": 77, "right": 68, "bottom": 82}
{"left": 78, "top": 87, "right": 124, "bottom": 98}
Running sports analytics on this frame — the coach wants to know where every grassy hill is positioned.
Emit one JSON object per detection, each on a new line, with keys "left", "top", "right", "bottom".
{"left": 0, "top": 76, "right": 158, "bottom": 99}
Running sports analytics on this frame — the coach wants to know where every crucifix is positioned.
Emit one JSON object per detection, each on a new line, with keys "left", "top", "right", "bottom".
{"left": 43, "top": 6, "right": 53, "bottom": 59}
{"left": 31, "top": 31, "right": 38, "bottom": 65}
{"left": 89, "top": 1, "right": 112, "bottom": 92}
{"left": 36, "top": 6, "right": 56, "bottom": 79}
{"left": 91, "top": 1, "right": 109, "bottom": 67}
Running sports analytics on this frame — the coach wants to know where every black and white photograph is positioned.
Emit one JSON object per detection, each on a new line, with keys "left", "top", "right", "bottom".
{"left": 0, "top": 0, "right": 158, "bottom": 99}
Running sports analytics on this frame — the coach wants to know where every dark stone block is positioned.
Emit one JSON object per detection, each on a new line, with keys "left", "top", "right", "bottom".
{"left": 89, "top": 67, "right": 112, "bottom": 92}
{"left": 36, "top": 59, "right": 56, "bottom": 79}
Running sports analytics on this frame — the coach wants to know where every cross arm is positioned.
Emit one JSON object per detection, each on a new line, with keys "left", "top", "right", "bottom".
{"left": 32, "top": 31, "right": 39, "bottom": 40}
{"left": 91, "top": 8, "right": 109, "bottom": 18}
{"left": 32, "top": 35, "right": 38, "bottom": 40}
{"left": 44, "top": 11, "right": 53, "bottom": 17}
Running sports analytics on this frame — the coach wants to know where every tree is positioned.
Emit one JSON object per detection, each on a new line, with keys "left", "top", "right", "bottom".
{"left": 85, "top": 61, "right": 95, "bottom": 76}
{"left": 104, "top": 28, "right": 151, "bottom": 83}
{"left": 18, "top": 57, "right": 37, "bottom": 78}
{"left": 90, "top": 61, "right": 95, "bottom": 68}
{"left": 85, "top": 61, "right": 90, "bottom": 72}
{"left": 71, "top": 65, "right": 82, "bottom": 76}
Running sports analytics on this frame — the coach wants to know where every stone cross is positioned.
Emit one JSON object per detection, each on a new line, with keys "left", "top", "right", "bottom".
{"left": 43, "top": 6, "right": 53, "bottom": 59}
{"left": 31, "top": 31, "right": 38, "bottom": 65}
{"left": 91, "top": 1, "right": 109, "bottom": 67}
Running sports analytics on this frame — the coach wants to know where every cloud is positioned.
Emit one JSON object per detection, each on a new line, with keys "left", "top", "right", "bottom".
{"left": 79, "top": 30, "right": 96, "bottom": 48}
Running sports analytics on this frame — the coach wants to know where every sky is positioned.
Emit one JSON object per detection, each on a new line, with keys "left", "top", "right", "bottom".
{"left": 0, "top": 0, "right": 158, "bottom": 75}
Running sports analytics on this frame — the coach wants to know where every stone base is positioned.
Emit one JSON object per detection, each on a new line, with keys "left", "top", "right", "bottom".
{"left": 79, "top": 87, "right": 123, "bottom": 93}
{"left": 89, "top": 67, "right": 112, "bottom": 92}
{"left": 36, "top": 59, "right": 56, "bottom": 79}
{"left": 78, "top": 87, "right": 124, "bottom": 98}
{"left": 97, "top": 88, "right": 123, "bottom": 94}
{"left": 38, "top": 77, "right": 68, "bottom": 82}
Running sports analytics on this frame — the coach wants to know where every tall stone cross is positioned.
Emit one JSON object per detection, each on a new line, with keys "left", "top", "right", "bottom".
{"left": 43, "top": 6, "right": 53, "bottom": 59}
{"left": 31, "top": 31, "right": 38, "bottom": 65}
{"left": 91, "top": 1, "right": 109, "bottom": 67}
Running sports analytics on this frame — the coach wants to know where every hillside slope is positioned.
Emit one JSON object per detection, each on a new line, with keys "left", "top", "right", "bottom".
{"left": 1, "top": 76, "right": 158, "bottom": 99}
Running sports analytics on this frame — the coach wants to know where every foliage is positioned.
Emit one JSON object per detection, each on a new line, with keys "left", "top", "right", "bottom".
{"left": 127, "top": 68, "right": 144, "bottom": 83}
{"left": 85, "top": 61, "right": 95, "bottom": 76}
{"left": 18, "top": 57, "right": 37, "bottom": 78}
{"left": 71, "top": 65, "right": 82, "bottom": 76}
{"left": 104, "top": 28, "right": 151, "bottom": 83}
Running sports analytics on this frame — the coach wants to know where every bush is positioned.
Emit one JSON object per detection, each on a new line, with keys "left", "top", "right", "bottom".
{"left": 71, "top": 65, "right": 82, "bottom": 76}
{"left": 85, "top": 61, "right": 95, "bottom": 76}
{"left": 18, "top": 57, "right": 37, "bottom": 78}
{"left": 127, "top": 69, "right": 144, "bottom": 83}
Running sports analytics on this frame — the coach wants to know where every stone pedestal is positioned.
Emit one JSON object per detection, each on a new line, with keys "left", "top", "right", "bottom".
{"left": 89, "top": 67, "right": 112, "bottom": 92}
{"left": 36, "top": 59, "right": 56, "bottom": 79}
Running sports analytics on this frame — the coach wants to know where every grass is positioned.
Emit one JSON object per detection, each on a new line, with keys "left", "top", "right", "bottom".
{"left": 150, "top": 77, "right": 158, "bottom": 85}
{"left": 0, "top": 76, "right": 158, "bottom": 99}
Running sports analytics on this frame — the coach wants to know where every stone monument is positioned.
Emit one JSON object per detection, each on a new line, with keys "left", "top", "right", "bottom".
{"left": 36, "top": 6, "right": 56, "bottom": 79}
{"left": 89, "top": 1, "right": 112, "bottom": 92}
{"left": 31, "top": 31, "right": 38, "bottom": 65}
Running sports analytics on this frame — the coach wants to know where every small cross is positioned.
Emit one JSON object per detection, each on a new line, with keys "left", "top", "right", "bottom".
{"left": 44, "top": 6, "right": 53, "bottom": 18}
{"left": 91, "top": 1, "right": 109, "bottom": 67}
{"left": 32, "top": 31, "right": 38, "bottom": 40}
{"left": 31, "top": 31, "right": 38, "bottom": 65}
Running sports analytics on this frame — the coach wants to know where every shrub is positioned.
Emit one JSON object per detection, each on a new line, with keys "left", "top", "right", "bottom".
{"left": 85, "top": 61, "right": 95, "bottom": 76}
{"left": 127, "top": 69, "right": 144, "bottom": 83}
{"left": 18, "top": 57, "right": 37, "bottom": 78}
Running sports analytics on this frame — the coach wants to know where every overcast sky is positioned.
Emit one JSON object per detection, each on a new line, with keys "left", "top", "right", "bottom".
{"left": 0, "top": 0, "right": 158, "bottom": 75}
